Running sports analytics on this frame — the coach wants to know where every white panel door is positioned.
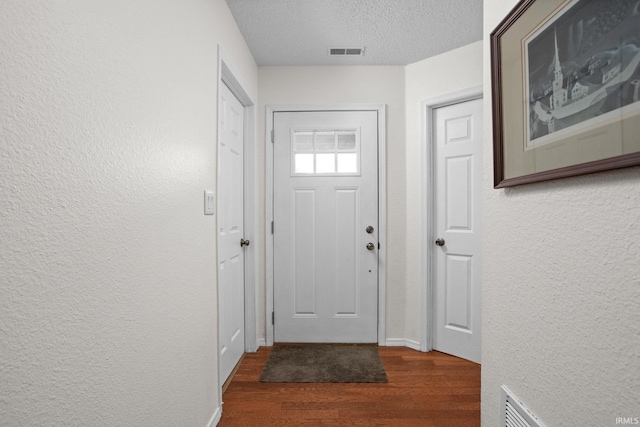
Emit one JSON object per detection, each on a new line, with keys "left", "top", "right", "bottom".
{"left": 433, "top": 98, "right": 482, "bottom": 363}
{"left": 218, "top": 82, "right": 245, "bottom": 383}
{"left": 273, "top": 110, "right": 378, "bottom": 343}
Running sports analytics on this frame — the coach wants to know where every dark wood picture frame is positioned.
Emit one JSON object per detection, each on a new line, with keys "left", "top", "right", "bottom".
{"left": 491, "top": 0, "right": 640, "bottom": 188}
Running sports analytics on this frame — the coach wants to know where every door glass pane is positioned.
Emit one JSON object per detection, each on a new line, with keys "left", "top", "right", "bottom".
{"left": 316, "top": 153, "right": 336, "bottom": 173}
{"left": 295, "top": 153, "right": 314, "bottom": 174}
{"left": 294, "top": 131, "right": 314, "bottom": 151}
{"left": 337, "top": 153, "right": 358, "bottom": 173}
{"left": 337, "top": 132, "right": 356, "bottom": 151}
{"left": 291, "top": 128, "right": 360, "bottom": 176}
{"left": 315, "top": 132, "right": 335, "bottom": 151}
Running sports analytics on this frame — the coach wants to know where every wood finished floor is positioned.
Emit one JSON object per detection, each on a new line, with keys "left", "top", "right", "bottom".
{"left": 219, "top": 346, "right": 480, "bottom": 427}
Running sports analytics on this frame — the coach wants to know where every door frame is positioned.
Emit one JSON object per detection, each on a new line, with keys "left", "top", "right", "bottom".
{"left": 216, "top": 47, "right": 257, "bottom": 399}
{"left": 265, "top": 104, "right": 387, "bottom": 346}
{"left": 420, "top": 87, "right": 483, "bottom": 352}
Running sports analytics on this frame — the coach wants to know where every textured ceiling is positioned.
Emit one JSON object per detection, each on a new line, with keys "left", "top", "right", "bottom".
{"left": 225, "top": 0, "right": 483, "bottom": 66}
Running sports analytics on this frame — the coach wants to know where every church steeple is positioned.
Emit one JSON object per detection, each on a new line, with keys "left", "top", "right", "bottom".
{"left": 553, "top": 28, "right": 562, "bottom": 81}
{"left": 551, "top": 28, "right": 567, "bottom": 109}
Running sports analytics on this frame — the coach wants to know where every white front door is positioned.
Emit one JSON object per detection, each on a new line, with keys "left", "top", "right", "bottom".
{"left": 218, "top": 82, "right": 245, "bottom": 383}
{"left": 433, "top": 98, "right": 483, "bottom": 364}
{"left": 273, "top": 110, "right": 378, "bottom": 343}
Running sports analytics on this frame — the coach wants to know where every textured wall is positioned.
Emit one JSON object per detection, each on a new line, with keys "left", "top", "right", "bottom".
{"left": 0, "top": 1, "right": 257, "bottom": 425}
{"left": 482, "top": 1, "right": 640, "bottom": 426}
{"left": 404, "top": 41, "right": 483, "bottom": 345}
{"left": 257, "top": 66, "right": 406, "bottom": 342}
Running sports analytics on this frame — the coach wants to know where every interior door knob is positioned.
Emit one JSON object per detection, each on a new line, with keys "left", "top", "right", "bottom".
{"left": 435, "top": 238, "right": 445, "bottom": 246}
{"left": 240, "top": 238, "right": 250, "bottom": 247}
{"left": 366, "top": 242, "right": 375, "bottom": 250}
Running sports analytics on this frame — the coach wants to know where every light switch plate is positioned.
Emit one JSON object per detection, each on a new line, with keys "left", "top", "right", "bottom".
{"left": 204, "top": 191, "right": 215, "bottom": 215}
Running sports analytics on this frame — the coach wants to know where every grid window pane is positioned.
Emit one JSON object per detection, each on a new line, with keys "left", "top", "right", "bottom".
{"left": 294, "top": 131, "right": 314, "bottom": 152}
{"left": 337, "top": 132, "right": 356, "bottom": 150}
{"left": 337, "top": 153, "right": 358, "bottom": 173}
{"left": 294, "top": 153, "right": 314, "bottom": 174}
{"left": 315, "top": 132, "right": 335, "bottom": 151}
{"left": 316, "top": 153, "right": 336, "bottom": 173}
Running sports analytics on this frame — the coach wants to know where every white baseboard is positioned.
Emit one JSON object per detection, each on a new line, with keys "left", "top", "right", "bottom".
{"left": 207, "top": 406, "right": 222, "bottom": 427}
{"left": 257, "top": 338, "right": 418, "bottom": 351}
{"left": 385, "top": 338, "right": 422, "bottom": 351}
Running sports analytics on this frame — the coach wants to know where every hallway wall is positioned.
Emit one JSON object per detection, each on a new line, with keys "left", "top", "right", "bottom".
{"left": 0, "top": 1, "right": 257, "bottom": 425}
{"left": 258, "top": 47, "right": 484, "bottom": 346}
{"left": 482, "top": 1, "right": 640, "bottom": 425}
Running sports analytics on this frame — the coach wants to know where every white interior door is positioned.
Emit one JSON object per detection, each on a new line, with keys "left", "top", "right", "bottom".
{"left": 218, "top": 82, "right": 245, "bottom": 383}
{"left": 273, "top": 110, "right": 378, "bottom": 343}
{"left": 433, "top": 98, "right": 483, "bottom": 364}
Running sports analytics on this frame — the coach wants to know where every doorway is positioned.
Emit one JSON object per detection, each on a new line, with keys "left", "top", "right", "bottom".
{"left": 272, "top": 110, "right": 378, "bottom": 342}
{"left": 216, "top": 51, "right": 257, "bottom": 391}
{"left": 218, "top": 81, "right": 246, "bottom": 383}
{"left": 266, "top": 105, "right": 387, "bottom": 346}
{"left": 421, "top": 88, "right": 483, "bottom": 363}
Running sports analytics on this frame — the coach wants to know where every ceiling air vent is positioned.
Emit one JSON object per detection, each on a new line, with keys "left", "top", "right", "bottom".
{"left": 329, "top": 48, "right": 364, "bottom": 56}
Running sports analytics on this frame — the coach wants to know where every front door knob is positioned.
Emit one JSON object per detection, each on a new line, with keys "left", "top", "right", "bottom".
{"left": 366, "top": 226, "right": 374, "bottom": 234}
{"left": 435, "top": 238, "right": 445, "bottom": 246}
{"left": 366, "top": 242, "right": 375, "bottom": 250}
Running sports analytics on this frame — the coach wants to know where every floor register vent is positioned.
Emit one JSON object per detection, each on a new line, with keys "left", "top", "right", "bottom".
{"left": 501, "top": 386, "right": 546, "bottom": 427}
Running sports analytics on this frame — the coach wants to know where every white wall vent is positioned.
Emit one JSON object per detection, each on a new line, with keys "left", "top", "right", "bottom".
{"left": 329, "top": 48, "right": 364, "bottom": 56}
{"left": 501, "top": 386, "right": 546, "bottom": 427}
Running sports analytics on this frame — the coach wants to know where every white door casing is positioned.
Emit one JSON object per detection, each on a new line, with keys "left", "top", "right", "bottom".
{"left": 218, "top": 81, "right": 245, "bottom": 383}
{"left": 273, "top": 110, "right": 379, "bottom": 343}
{"left": 433, "top": 97, "right": 483, "bottom": 364}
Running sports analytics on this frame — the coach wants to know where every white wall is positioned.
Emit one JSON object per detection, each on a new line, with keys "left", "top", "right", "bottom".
{"left": 404, "top": 41, "right": 483, "bottom": 344}
{"left": 257, "top": 66, "right": 406, "bottom": 342}
{"left": 482, "top": 1, "right": 640, "bottom": 426}
{"left": 0, "top": 1, "right": 257, "bottom": 425}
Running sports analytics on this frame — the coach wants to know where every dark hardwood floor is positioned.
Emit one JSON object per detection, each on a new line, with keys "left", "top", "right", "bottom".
{"left": 218, "top": 346, "right": 480, "bottom": 426}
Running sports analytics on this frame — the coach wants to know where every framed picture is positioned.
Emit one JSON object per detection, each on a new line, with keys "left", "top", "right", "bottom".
{"left": 491, "top": 0, "right": 640, "bottom": 188}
